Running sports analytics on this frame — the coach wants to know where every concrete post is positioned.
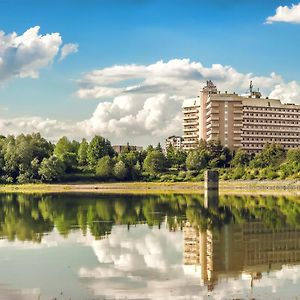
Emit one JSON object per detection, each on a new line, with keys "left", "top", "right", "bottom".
{"left": 204, "top": 170, "right": 219, "bottom": 208}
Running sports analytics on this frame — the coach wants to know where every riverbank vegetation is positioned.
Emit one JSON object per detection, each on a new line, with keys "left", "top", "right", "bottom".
{"left": 0, "top": 133, "right": 299, "bottom": 184}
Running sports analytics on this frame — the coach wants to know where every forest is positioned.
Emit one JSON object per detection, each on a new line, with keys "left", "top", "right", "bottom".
{"left": 0, "top": 133, "right": 299, "bottom": 183}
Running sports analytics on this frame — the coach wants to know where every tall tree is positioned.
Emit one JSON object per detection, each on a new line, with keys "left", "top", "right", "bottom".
{"left": 87, "top": 136, "right": 115, "bottom": 167}
{"left": 77, "top": 138, "right": 89, "bottom": 166}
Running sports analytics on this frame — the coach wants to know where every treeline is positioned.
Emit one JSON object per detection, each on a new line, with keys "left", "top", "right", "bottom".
{"left": 0, "top": 133, "right": 300, "bottom": 183}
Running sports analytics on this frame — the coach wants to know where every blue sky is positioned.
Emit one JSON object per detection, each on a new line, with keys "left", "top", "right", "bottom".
{"left": 1, "top": 0, "right": 300, "bottom": 144}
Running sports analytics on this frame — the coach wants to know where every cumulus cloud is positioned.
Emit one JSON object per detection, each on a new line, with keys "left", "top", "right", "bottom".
{"left": 0, "top": 26, "right": 77, "bottom": 82}
{"left": 1, "top": 59, "right": 300, "bottom": 145}
{"left": 0, "top": 116, "right": 82, "bottom": 141}
{"left": 59, "top": 43, "right": 78, "bottom": 61}
{"left": 74, "top": 59, "right": 300, "bottom": 145}
{"left": 266, "top": 3, "right": 300, "bottom": 24}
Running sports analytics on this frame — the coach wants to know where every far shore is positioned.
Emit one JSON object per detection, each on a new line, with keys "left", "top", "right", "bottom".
{"left": 1, "top": 180, "right": 300, "bottom": 195}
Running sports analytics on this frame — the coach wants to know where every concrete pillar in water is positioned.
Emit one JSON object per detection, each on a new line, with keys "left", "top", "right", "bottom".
{"left": 204, "top": 170, "right": 219, "bottom": 208}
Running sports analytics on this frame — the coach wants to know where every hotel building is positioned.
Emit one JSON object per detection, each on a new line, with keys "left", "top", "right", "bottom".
{"left": 182, "top": 80, "right": 300, "bottom": 152}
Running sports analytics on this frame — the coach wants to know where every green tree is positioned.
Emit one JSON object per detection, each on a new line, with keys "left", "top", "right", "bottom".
{"left": 113, "top": 161, "right": 128, "bottom": 180}
{"left": 186, "top": 150, "right": 208, "bottom": 171}
{"left": 77, "top": 138, "right": 89, "bottom": 166}
{"left": 251, "top": 143, "right": 286, "bottom": 168}
{"left": 232, "top": 149, "right": 251, "bottom": 167}
{"left": 143, "top": 150, "right": 167, "bottom": 174}
{"left": 54, "top": 136, "right": 78, "bottom": 172}
{"left": 1, "top": 133, "right": 53, "bottom": 182}
{"left": 38, "top": 156, "right": 65, "bottom": 182}
{"left": 87, "top": 136, "right": 115, "bottom": 167}
{"left": 95, "top": 156, "right": 114, "bottom": 179}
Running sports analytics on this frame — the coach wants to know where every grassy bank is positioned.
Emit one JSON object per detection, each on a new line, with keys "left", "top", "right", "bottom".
{"left": 1, "top": 180, "right": 300, "bottom": 195}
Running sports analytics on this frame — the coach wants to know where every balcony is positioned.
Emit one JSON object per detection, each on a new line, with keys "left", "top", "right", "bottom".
{"left": 183, "top": 115, "right": 198, "bottom": 120}
{"left": 183, "top": 121, "right": 199, "bottom": 126}
{"left": 183, "top": 108, "right": 199, "bottom": 114}
{"left": 183, "top": 140, "right": 198, "bottom": 144}
{"left": 183, "top": 128, "right": 199, "bottom": 133}
{"left": 183, "top": 134, "right": 199, "bottom": 139}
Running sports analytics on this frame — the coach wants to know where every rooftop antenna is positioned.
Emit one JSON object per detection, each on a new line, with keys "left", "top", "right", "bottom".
{"left": 249, "top": 81, "right": 253, "bottom": 94}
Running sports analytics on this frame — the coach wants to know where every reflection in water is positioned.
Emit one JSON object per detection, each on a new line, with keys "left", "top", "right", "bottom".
{"left": 184, "top": 221, "right": 300, "bottom": 292}
{"left": 0, "top": 192, "right": 300, "bottom": 299}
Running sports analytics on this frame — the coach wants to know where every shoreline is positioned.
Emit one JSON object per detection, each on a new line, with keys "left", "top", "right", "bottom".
{"left": 1, "top": 180, "right": 300, "bottom": 195}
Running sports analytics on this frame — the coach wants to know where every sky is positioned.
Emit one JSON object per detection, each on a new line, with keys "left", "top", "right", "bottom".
{"left": 1, "top": 0, "right": 300, "bottom": 146}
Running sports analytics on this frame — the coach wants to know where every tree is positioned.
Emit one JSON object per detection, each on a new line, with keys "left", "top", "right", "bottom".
{"left": 54, "top": 136, "right": 78, "bottom": 172}
{"left": 87, "top": 136, "right": 115, "bottom": 167}
{"left": 132, "top": 161, "right": 142, "bottom": 180}
{"left": 77, "top": 138, "right": 89, "bottom": 166}
{"left": 1, "top": 133, "right": 53, "bottom": 182}
{"left": 95, "top": 156, "right": 114, "bottom": 179}
{"left": 155, "top": 142, "right": 163, "bottom": 153}
{"left": 113, "top": 161, "right": 128, "bottom": 180}
{"left": 38, "top": 156, "right": 65, "bottom": 182}
{"left": 232, "top": 149, "right": 251, "bottom": 167}
{"left": 251, "top": 143, "right": 286, "bottom": 168}
{"left": 186, "top": 150, "right": 208, "bottom": 171}
{"left": 143, "top": 150, "right": 167, "bottom": 174}
{"left": 166, "top": 146, "right": 187, "bottom": 170}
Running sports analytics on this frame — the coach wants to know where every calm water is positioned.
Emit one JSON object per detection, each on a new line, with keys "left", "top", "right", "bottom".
{"left": 0, "top": 193, "right": 300, "bottom": 300}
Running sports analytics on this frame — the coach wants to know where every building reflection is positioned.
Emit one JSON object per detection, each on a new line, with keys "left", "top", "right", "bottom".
{"left": 183, "top": 220, "right": 300, "bottom": 291}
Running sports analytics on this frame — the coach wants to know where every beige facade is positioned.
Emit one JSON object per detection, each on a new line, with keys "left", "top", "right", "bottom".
{"left": 113, "top": 145, "right": 143, "bottom": 154}
{"left": 165, "top": 135, "right": 183, "bottom": 150}
{"left": 182, "top": 98, "right": 201, "bottom": 150}
{"left": 183, "top": 80, "right": 300, "bottom": 152}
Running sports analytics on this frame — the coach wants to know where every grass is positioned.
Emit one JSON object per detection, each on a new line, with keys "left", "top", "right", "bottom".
{"left": 0, "top": 180, "right": 300, "bottom": 195}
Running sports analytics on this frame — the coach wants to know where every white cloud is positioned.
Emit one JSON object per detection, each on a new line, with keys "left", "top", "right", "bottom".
{"left": 0, "top": 116, "right": 82, "bottom": 142}
{"left": 0, "top": 26, "right": 77, "bottom": 82}
{"left": 269, "top": 81, "right": 300, "bottom": 103}
{"left": 1, "top": 59, "right": 300, "bottom": 145}
{"left": 59, "top": 43, "right": 78, "bottom": 61}
{"left": 266, "top": 3, "right": 300, "bottom": 24}
{"left": 75, "top": 59, "right": 299, "bottom": 145}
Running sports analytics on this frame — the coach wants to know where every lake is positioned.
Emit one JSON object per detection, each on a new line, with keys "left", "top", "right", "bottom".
{"left": 0, "top": 192, "right": 299, "bottom": 300}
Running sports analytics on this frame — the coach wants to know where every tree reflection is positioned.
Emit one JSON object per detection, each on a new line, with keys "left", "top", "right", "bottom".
{"left": 0, "top": 193, "right": 299, "bottom": 242}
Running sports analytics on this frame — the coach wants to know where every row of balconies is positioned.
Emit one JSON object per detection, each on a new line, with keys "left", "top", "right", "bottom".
{"left": 244, "top": 114, "right": 300, "bottom": 122}
{"left": 242, "top": 133, "right": 300, "bottom": 138}
{"left": 183, "top": 127, "right": 199, "bottom": 132}
{"left": 244, "top": 106, "right": 300, "bottom": 115}
{"left": 183, "top": 108, "right": 199, "bottom": 114}
{"left": 243, "top": 121, "right": 300, "bottom": 127}
{"left": 243, "top": 126, "right": 300, "bottom": 132}
{"left": 242, "top": 139, "right": 300, "bottom": 144}
{"left": 183, "top": 121, "right": 199, "bottom": 126}
{"left": 183, "top": 115, "right": 199, "bottom": 120}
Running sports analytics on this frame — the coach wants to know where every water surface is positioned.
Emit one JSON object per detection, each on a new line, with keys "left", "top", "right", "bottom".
{"left": 0, "top": 193, "right": 299, "bottom": 299}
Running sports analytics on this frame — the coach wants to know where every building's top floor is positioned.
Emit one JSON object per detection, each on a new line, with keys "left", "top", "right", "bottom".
{"left": 201, "top": 80, "right": 300, "bottom": 110}
{"left": 182, "top": 98, "right": 200, "bottom": 108}
{"left": 166, "top": 135, "right": 183, "bottom": 140}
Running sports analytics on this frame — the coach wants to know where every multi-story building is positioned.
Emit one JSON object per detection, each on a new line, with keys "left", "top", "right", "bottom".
{"left": 183, "top": 80, "right": 300, "bottom": 152}
{"left": 165, "top": 135, "right": 183, "bottom": 151}
{"left": 182, "top": 98, "right": 201, "bottom": 150}
{"left": 113, "top": 145, "right": 143, "bottom": 154}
